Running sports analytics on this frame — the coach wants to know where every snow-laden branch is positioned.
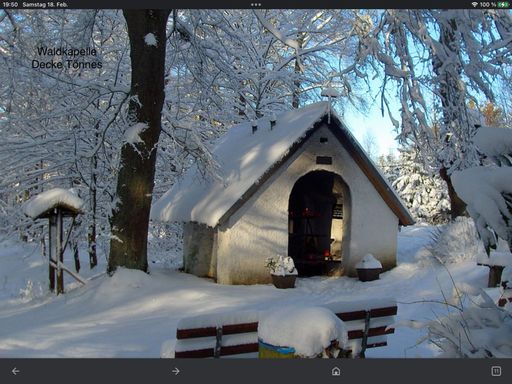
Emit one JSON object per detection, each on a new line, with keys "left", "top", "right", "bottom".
{"left": 253, "top": 10, "right": 300, "bottom": 50}
{"left": 253, "top": 10, "right": 304, "bottom": 72}
{"left": 474, "top": 127, "right": 512, "bottom": 165}
{"left": 452, "top": 166, "right": 512, "bottom": 253}
{"left": 388, "top": 10, "right": 510, "bottom": 172}
{"left": 451, "top": 127, "right": 512, "bottom": 253}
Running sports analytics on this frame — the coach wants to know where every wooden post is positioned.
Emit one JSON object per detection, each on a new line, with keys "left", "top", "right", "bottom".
{"left": 359, "top": 311, "right": 371, "bottom": 358}
{"left": 214, "top": 327, "right": 223, "bottom": 358}
{"left": 479, "top": 263, "right": 506, "bottom": 288}
{"left": 49, "top": 260, "right": 87, "bottom": 285}
{"left": 48, "top": 214, "right": 56, "bottom": 292}
{"left": 56, "top": 208, "right": 64, "bottom": 295}
{"left": 73, "top": 241, "right": 80, "bottom": 273}
{"left": 488, "top": 266, "right": 505, "bottom": 288}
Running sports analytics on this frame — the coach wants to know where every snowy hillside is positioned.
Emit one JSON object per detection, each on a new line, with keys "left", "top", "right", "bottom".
{"left": 0, "top": 225, "right": 492, "bottom": 358}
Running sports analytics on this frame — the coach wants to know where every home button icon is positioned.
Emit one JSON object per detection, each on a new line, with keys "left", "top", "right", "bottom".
{"left": 332, "top": 367, "right": 341, "bottom": 377}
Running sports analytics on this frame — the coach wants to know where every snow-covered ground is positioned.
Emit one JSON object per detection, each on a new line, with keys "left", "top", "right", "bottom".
{"left": 0, "top": 225, "right": 490, "bottom": 358}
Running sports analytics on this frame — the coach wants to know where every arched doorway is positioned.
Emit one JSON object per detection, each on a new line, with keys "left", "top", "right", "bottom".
{"left": 288, "top": 171, "right": 350, "bottom": 277}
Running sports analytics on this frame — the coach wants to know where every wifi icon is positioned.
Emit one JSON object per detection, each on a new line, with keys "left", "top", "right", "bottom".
{"left": 472, "top": 1, "right": 478, "bottom": 6}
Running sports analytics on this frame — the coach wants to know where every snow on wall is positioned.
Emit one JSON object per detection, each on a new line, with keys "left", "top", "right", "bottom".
{"left": 22, "top": 188, "right": 84, "bottom": 219}
{"left": 214, "top": 125, "right": 398, "bottom": 284}
{"left": 150, "top": 102, "right": 330, "bottom": 227}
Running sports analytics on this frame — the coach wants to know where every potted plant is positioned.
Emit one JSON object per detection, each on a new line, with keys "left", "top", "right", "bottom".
{"left": 355, "top": 254, "right": 383, "bottom": 282}
{"left": 265, "top": 255, "right": 298, "bottom": 289}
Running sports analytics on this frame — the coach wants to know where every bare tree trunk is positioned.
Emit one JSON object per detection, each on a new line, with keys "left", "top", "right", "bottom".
{"left": 88, "top": 129, "right": 98, "bottom": 269}
{"left": 432, "top": 19, "right": 466, "bottom": 220}
{"left": 73, "top": 240, "right": 81, "bottom": 273}
{"left": 439, "top": 166, "right": 466, "bottom": 219}
{"left": 88, "top": 221, "right": 97, "bottom": 268}
{"left": 108, "top": 10, "right": 170, "bottom": 274}
{"left": 238, "top": 93, "right": 246, "bottom": 117}
{"left": 48, "top": 217, "right": 55, "bottom": 291}
{"left": 292, "top": 34, "right": 304, "bottom": 109}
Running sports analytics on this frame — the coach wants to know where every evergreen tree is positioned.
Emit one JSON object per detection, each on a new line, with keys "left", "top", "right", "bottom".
{"left": 392, "top": 147, "right": 450, "bottom": 224}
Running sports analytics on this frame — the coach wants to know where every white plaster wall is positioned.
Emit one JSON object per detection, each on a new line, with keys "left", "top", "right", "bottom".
{"left": 183, "top": 222, "right": 216, "bottom": 278}
{"left": 215, "top": 124, "right": 398, "bottom": 284}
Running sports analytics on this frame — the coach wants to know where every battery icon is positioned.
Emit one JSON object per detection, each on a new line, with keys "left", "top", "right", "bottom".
{"left": 498, "top": 1, "right": 509, "bottom": 7}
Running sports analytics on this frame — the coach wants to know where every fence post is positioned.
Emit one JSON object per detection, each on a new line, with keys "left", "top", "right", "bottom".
{"left": 214, "top": 327, "right": 223, "bottom": 358}
{"left": 48, "top": 214, "right": 56, "bottom": 292}
{"left": 56, "top": 208, "right": 64, "bottom": 295}
{"left": 359, "top": 311, "right": 371, "bottom": 358}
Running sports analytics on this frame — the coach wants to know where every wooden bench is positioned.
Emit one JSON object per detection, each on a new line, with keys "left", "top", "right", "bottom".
{"left": 174, "top": 298, "right": 397, "bottom": 358}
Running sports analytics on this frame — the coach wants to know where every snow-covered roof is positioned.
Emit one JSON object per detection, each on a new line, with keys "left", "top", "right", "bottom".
{"left": 151, "top": 102, "right": 414, "bottom": 227}
{"left": 22, "top": 188, "right": 84, "bottom": 219}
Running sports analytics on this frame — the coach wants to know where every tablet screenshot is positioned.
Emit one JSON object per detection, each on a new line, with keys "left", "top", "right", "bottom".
{"left": 0, "top": 1, "right": 511, "bottom": 383}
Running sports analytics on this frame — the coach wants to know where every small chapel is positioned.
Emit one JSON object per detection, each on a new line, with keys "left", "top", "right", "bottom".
{"left": 151, "top": 101, "right": 414, "bottom": 285}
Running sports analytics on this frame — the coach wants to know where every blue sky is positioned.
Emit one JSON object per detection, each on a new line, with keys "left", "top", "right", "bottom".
{"left": 342, "top": 101, "right": 400, "bottom": 157}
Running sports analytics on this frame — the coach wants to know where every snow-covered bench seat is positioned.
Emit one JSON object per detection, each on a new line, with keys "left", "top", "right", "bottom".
{"left": 173, "top": 298, "right": 397, "bottom": 358}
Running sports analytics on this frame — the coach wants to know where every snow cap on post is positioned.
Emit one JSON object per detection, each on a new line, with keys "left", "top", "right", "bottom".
{"left": 251, "top": 120, "right": 258, "bottom": 134}
{"left": 270, "top": 113, "right": 277, "bottom": 130}
{"left": 22, "top": 188, "right": 85, "bottom": 219}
